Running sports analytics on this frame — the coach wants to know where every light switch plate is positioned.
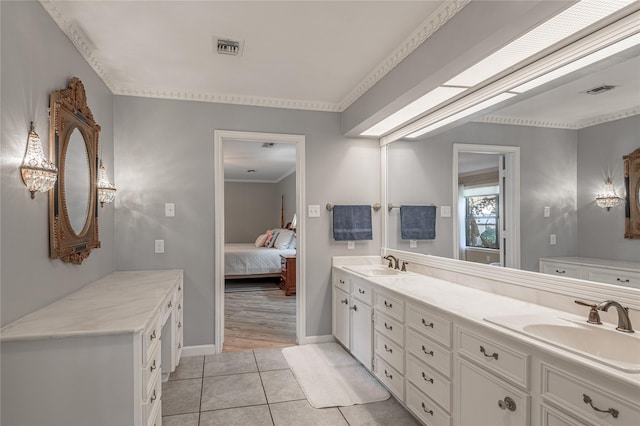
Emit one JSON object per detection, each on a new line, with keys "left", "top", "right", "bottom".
{"left": 155, "top": 239, "right": 165, "bottom": 253}
{"left": 165, "top": 203, "right": 175, "bottom": 217}
{"left": 440, "top": 206, "right": 451, "bottom": 217}
{"left": 308, "top": 205, "right": 321, "bottom": 217}
{"left": 550, "top": 234, "right": 556, "bottom": 245}
{"left": 544, "top": 206, "right": 550, "bottom": 218}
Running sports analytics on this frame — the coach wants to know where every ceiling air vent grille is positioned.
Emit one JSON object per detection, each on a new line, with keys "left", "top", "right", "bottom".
{"left": 215, "top": 37, "right": 244, "bottom": 56}
{"left": 262, "top": 143, "right": 275, "bottom": 148}
{"left": 586, "top": 85, "right": 616, "bottom": 95}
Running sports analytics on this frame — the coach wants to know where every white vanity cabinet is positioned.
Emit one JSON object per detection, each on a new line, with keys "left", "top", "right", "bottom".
{"left": 332, "top": 268, "right": 373, "bottom": 369}
{"left": 539, "top": 257, "right": 640, "bottom": 288}
{"left": 0, "top": 270, "right": 184, "bottom": 426}
{"left": 373, "top": 289, "right": 407, "bottom": 400}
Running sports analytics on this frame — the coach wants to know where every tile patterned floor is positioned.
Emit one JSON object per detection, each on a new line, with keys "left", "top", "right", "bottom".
{"left": 162, "top": 349, "right": 421, "bottom": 426}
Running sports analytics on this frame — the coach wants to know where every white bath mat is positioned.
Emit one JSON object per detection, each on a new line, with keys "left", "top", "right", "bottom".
{"left": 282, "top": 342, "right": 390, "bottom": 408}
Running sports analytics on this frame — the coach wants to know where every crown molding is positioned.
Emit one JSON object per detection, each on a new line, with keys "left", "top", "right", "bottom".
{"left": 338, "top": 0, "right": 470, "bottom": 111}
{"left": 41, "top": 0, "right": 467, "bottom": 112}
{"left": 476, "top": 106, "right": 640, "bottom": 129}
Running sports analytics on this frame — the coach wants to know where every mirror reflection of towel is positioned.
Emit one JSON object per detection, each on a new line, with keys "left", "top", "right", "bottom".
{"left": 400, "top": 205, "right": 436, "bottom": 240}
{"left": 332, "top": 205, "right": 373, "bottom": 241}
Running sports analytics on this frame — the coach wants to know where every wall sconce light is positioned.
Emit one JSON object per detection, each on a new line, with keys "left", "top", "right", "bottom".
{"left": 20, "top": 122, "right": 58, "bottom": 199}
{"left": 595, "top": 178, "right": 622, "bottom": 211}
{"left": 97, "top": 159, "right": 116, "bottom": 207}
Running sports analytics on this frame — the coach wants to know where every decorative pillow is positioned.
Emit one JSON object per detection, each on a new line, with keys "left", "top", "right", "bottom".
{"left": 262, "top": 230, "right": 274, "bottom": 247}
{"left": 274, "top": 229, "right": 294, "bottom": 250}
{"left": 265, "top": 230, "right": 280, "bottom": 248}
{"left": 254, "top": 233, "right": 268, "bottom": 247}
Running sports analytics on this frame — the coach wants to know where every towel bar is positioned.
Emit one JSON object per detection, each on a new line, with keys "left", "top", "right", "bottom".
{"left": 326, "top": 203, "right": 381, "bottom": 212}
{"left": 388, "top": 204, "right": 436, "bottom": 211}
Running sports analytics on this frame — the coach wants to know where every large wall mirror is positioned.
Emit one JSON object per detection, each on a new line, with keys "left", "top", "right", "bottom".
{"left": 49, "top": 77, "right": 101, "bottom": 264}
{"left": 385, "top": 40, "right": 640, "bottom": 288}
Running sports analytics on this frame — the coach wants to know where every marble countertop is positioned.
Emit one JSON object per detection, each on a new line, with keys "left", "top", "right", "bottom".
{"left": 0, "top": 270, "right": 183, "bottom": 342}
{"left": 332, "top": 260, "right": 640, "bottom": 386}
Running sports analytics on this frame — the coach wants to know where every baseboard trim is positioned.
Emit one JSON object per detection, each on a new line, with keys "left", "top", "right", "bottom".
{"left": 298, "top": 334, "right": 335, "bottom": 345}
{"left": 182, "top": 344, "right": 217, "bottom": 356}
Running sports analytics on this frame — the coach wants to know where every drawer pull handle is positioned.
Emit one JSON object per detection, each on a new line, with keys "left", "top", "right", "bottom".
{"left": 178, "top": 342, "right": 182, "bottom": 349}
{"left": 150, "top": 360, "right": 157, "bottom": 372}
{"left": 617, "top": 278, "right": 630, "bottom": 283}
{"left": 384, "top": 344, "right": 393, "bottom": 353}
{"left": 421, "top": 372, "right": 433, "bottom": 383}
{"left": 555, "top": 269, "right": 566, "bottom": 274}
{"left": 421, "top": 345, "right": 434, "bottom": 356}
{"left": 480, "top": 345, "right": 498, "bottom": 360}
{"left": 178, "top": 303, "right": 182, "bottom": 310}
{"left": 150, "top": 330, "right": 157, "bottom": 341}
{"left": 359, "top": 288, "right": 365, "bottom": 294}
{"left": 384, "top": 300, "right": 393, "bottom": 308}
{"left": 150, "top": 390, "right": 157, "bottom": 403}
{"left": 178, "top": 285, "right": 182, "bottom": 291}
{"left": 384, "top": 369, "right": 393, "bottom": 379}
{"left": 421, "top": 402, "right": 434, "bottom": 416}
{"left": 350, "top": 304, "right": 358, "bottom": 311}
{"left": 421, "top": 318, "right": 434, "bottom": 328}
{"left": 168, "top": 301, "right": 173, "bottom": 308}
{"left": 341, "top": 298, "right": 349, "bottom": 304}
{"left": 583, "top": 394, "right": 619, "bottom": 418}
{"left": 498, "top": 396, "right": 516, "bottom": 412}
{"left": 384, "top": 322, "right": 393, "bottom": 331}
{"left": 340, "top": 279, "right": 345, "bottom": 284}
{"left": 178, "top": 321, "right": 182, "bottom": 328}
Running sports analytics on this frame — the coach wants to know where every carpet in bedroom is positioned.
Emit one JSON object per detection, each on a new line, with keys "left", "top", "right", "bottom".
{"left": 225, "top": 277, "right": 281, "bottom": 293}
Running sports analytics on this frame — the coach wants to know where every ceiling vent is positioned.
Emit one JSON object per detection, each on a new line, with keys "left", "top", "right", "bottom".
{"left": 262, "top": 143, "right": 275, "bottom": 148}
{"left": 214, "top": 37, "right": 244, "bottom": 56}
{"left": 586, "top": 85, "right": 616, "bottom": 95}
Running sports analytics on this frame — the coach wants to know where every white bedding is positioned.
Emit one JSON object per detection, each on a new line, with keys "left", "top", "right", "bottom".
{"left": 224, "top": 243, "right": 296, "bottom": 276}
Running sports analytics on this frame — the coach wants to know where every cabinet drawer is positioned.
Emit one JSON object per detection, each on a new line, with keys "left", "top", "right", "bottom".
{"left": 143, "top": 314, "right": 162, "bottom": 363}
{"left": 407, "top": 355, "right": 451, "bottom": 412}
{"left": 540, "top": 262, "right": 579, "bottom": 279}
{"left": 407, "top": 304, "right": 452, "bottom": 348}
{"left": 143, "top": 342, "right": 162, "bottom": 400}
{"left": 541, "top": 363, "right": 640, "bottom": 426}
{"left": 375, "top": 291, "right": 405, "bottom": 321}
{"left": 407, "top": 383, "right": 452, "bottom": 426}
{"left": 374, "top": 312, "right": 404, "bottom": 346}
{"left": 540, "top": 403, "right": 585, "bottom": 426}
{"left": 406, "top": 328, "right": 452, "bottom": 378}
{"left": 583, "top": 268, "right": 640, "bottom": 288}
{"left": 147, "top": 401, "right": 162, "bottom": 426}
{"left": 457, "top": 327, "right": 529, "bottom": 388}
{"left": 333, "top": 270, "right": 351, "bottom": 293}
{"left": 143, "top": 372, "right": 162, "bottom": 426}
{"left": 375, "top": 332, "right": 405, "bottom": 373}
{"left": 352, "top": 279, "right": 373, "bottom": 305}
{"left": 374, "top": 356, "right": 404, "bottom": 401}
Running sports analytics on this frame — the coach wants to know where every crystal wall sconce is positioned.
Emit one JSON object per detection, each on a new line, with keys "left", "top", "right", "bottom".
{"left": 97, "top": 159, "right": 116, "bottom": 207}
{"left": 20, "top": 122, "right": 58, "bottom": 199}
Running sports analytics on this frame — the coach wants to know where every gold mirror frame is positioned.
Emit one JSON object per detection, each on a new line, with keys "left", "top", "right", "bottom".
{"left": 624, "top": 147, "right": 640, "bottom": 239}
{"left": 49, "top": 77, "right": 101, "bottom": 264}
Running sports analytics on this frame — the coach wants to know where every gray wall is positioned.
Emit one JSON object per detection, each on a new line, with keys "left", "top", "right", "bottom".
{"left": 577, "top": 115, "right": 640, "bottom": 262}
{"left": 277, "top": 172, "right": 297, "bottom": 228}
{"left": 224, "top": 182, "right": 281, "bottom": 243}
{"left": 0, "top": 1, "right": 115, "bottom": 326}
{"left": 387, "top": 122, "right": 578, "bottom": 272}
{"left": 113, "top": 96, "right": 380, "bottom": 346}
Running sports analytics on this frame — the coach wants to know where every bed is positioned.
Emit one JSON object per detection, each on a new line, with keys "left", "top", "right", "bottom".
{"left": 224, "top": 243, "right": 296, "bottom": 279}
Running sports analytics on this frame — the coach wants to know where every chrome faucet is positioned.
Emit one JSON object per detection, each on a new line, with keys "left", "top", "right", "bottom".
{"left": 597, "top": 300, "right": 634, "bottom": 333}
{"left": 383, "top": 255, "right": 399, "bottom": 269}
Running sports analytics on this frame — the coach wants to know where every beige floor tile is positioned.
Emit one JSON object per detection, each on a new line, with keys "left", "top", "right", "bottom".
{"left": 339, "top": 397, "right": 421, "bottom": 426}
{"left": 254, "top": 348, "right": 290, "bottom": 371}
{"left": 169, "top": 355, "right": 204, "bottom": 380}
{"left": 201, "top": 373, "right": 267, "bottom": 411}
{"left": 270, "top": 400, "right": 348, "bottom": 426}
{"left": 199, "top": 405, "right": 274, "bottom": 426}
{"left": 204, "top": 351, "right": 258, "bottom": 376}
{"left": 260, "top": 369, "right": 305, "bottom": 403}
{"left": 162, "top": 412, "right": 199, "bottom": 426}
{"left": 161, "top": 378, "right": 202, "bottom": 416}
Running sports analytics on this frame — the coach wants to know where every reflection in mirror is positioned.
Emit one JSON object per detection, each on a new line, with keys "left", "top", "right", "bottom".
{"left": 64, "top": 128, "right": 91, "bottom": 235}
{"left": 385, "top": 47, "right": 640, "bottom": 287}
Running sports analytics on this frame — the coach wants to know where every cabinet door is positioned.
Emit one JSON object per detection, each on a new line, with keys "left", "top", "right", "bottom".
{"left": 457, "top": 359, "right": 529, "bottom": 426}
{"left": 351, "top": 299, "right": 373, "bottom": 369}
{"left": 333, "top": 287, "right": 351, "bottom": 349}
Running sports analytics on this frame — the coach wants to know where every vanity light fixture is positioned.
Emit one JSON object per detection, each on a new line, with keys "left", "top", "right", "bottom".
{"left": 595, "top": 178, "right": 623, "bottom": 211}
{"left": 20, "top": 121, "right": 58, "bottom": 199}
{"left": 97, "top": 159, "right": 116, "bottom": 207}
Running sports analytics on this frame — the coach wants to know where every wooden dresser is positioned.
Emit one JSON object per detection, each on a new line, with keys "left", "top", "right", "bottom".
{"left": 280, "top": 254, "right": 297, "bottom": 295}
{"left": 0, "top": 269, "right": 184, "bottom": 426}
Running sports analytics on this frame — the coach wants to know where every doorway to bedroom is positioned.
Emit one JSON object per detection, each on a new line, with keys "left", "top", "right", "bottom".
{"left": 214, "top": 131, "right": 305, "bottom": 353}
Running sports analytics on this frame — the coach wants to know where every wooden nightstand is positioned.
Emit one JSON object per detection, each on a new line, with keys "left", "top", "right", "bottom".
{"left": 280, "top": 254, "right": 296, "bottom": 296}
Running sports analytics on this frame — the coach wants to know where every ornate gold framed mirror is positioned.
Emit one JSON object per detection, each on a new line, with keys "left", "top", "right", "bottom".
{"left": 49, "top": 78, "right": 101, "bottom": 264}
{"left": 624, "top": 148, "right": 640, "bottom": 239}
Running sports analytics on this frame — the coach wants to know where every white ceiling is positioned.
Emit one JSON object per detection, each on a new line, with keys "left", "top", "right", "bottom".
{"left": 224, "top": 140, "right": 296, "bottom": 182}
{"left": 41, "top": 0, "right": 452, "bottom": 112}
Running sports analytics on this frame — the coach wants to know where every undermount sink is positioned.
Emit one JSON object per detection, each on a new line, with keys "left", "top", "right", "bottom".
{"left": 343, "top": 264, "right": 416, "bottom": 277}
{"left": 485, "top": 314, "right": 640, "bottom": 373}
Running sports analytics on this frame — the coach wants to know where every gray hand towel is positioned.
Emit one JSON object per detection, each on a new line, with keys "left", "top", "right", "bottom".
{"left": 400, "top": 205, "right": 436, "bottom": 240}
{"left": 332, "top": 205, "right": 373, "bottom": 241}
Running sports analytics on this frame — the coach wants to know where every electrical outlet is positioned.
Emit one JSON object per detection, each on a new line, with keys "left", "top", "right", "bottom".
{"left": 165, "top": 203, "right": 175, "bottom": 217}
{"left": 410, "top": 240, "right": 417, "bottom": 248}
{"left": 308, "top": 205, "right": 321, "bottom": 217}
{"left": 155, "top": 239, "right": 165, "bottom": 253}
{"left": 544, "top": 206, "right": 550, "bottom": 218}
{"left": 347, "top": 241, "right": 355, "bottom": 249}
{"left": 550, "top": 234, "right": 556, "bottom": 245}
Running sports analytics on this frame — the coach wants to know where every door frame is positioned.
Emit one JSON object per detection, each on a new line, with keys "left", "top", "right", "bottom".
{"left": 452, "top": 143, "right": 521, "bottom": 269}
{"left": 214, "top": 130, "right": 306, "bottom": 353}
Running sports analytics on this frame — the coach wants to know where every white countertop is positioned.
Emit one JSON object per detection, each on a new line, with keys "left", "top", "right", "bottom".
{"left": 333, "top": 261, "right": 640, "bottom": 386}
{"left": 539, "top": 256, "right": 640, "bottom": 272}
{"left": 0, "top": 270, "right": 183, "bottom": 342}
